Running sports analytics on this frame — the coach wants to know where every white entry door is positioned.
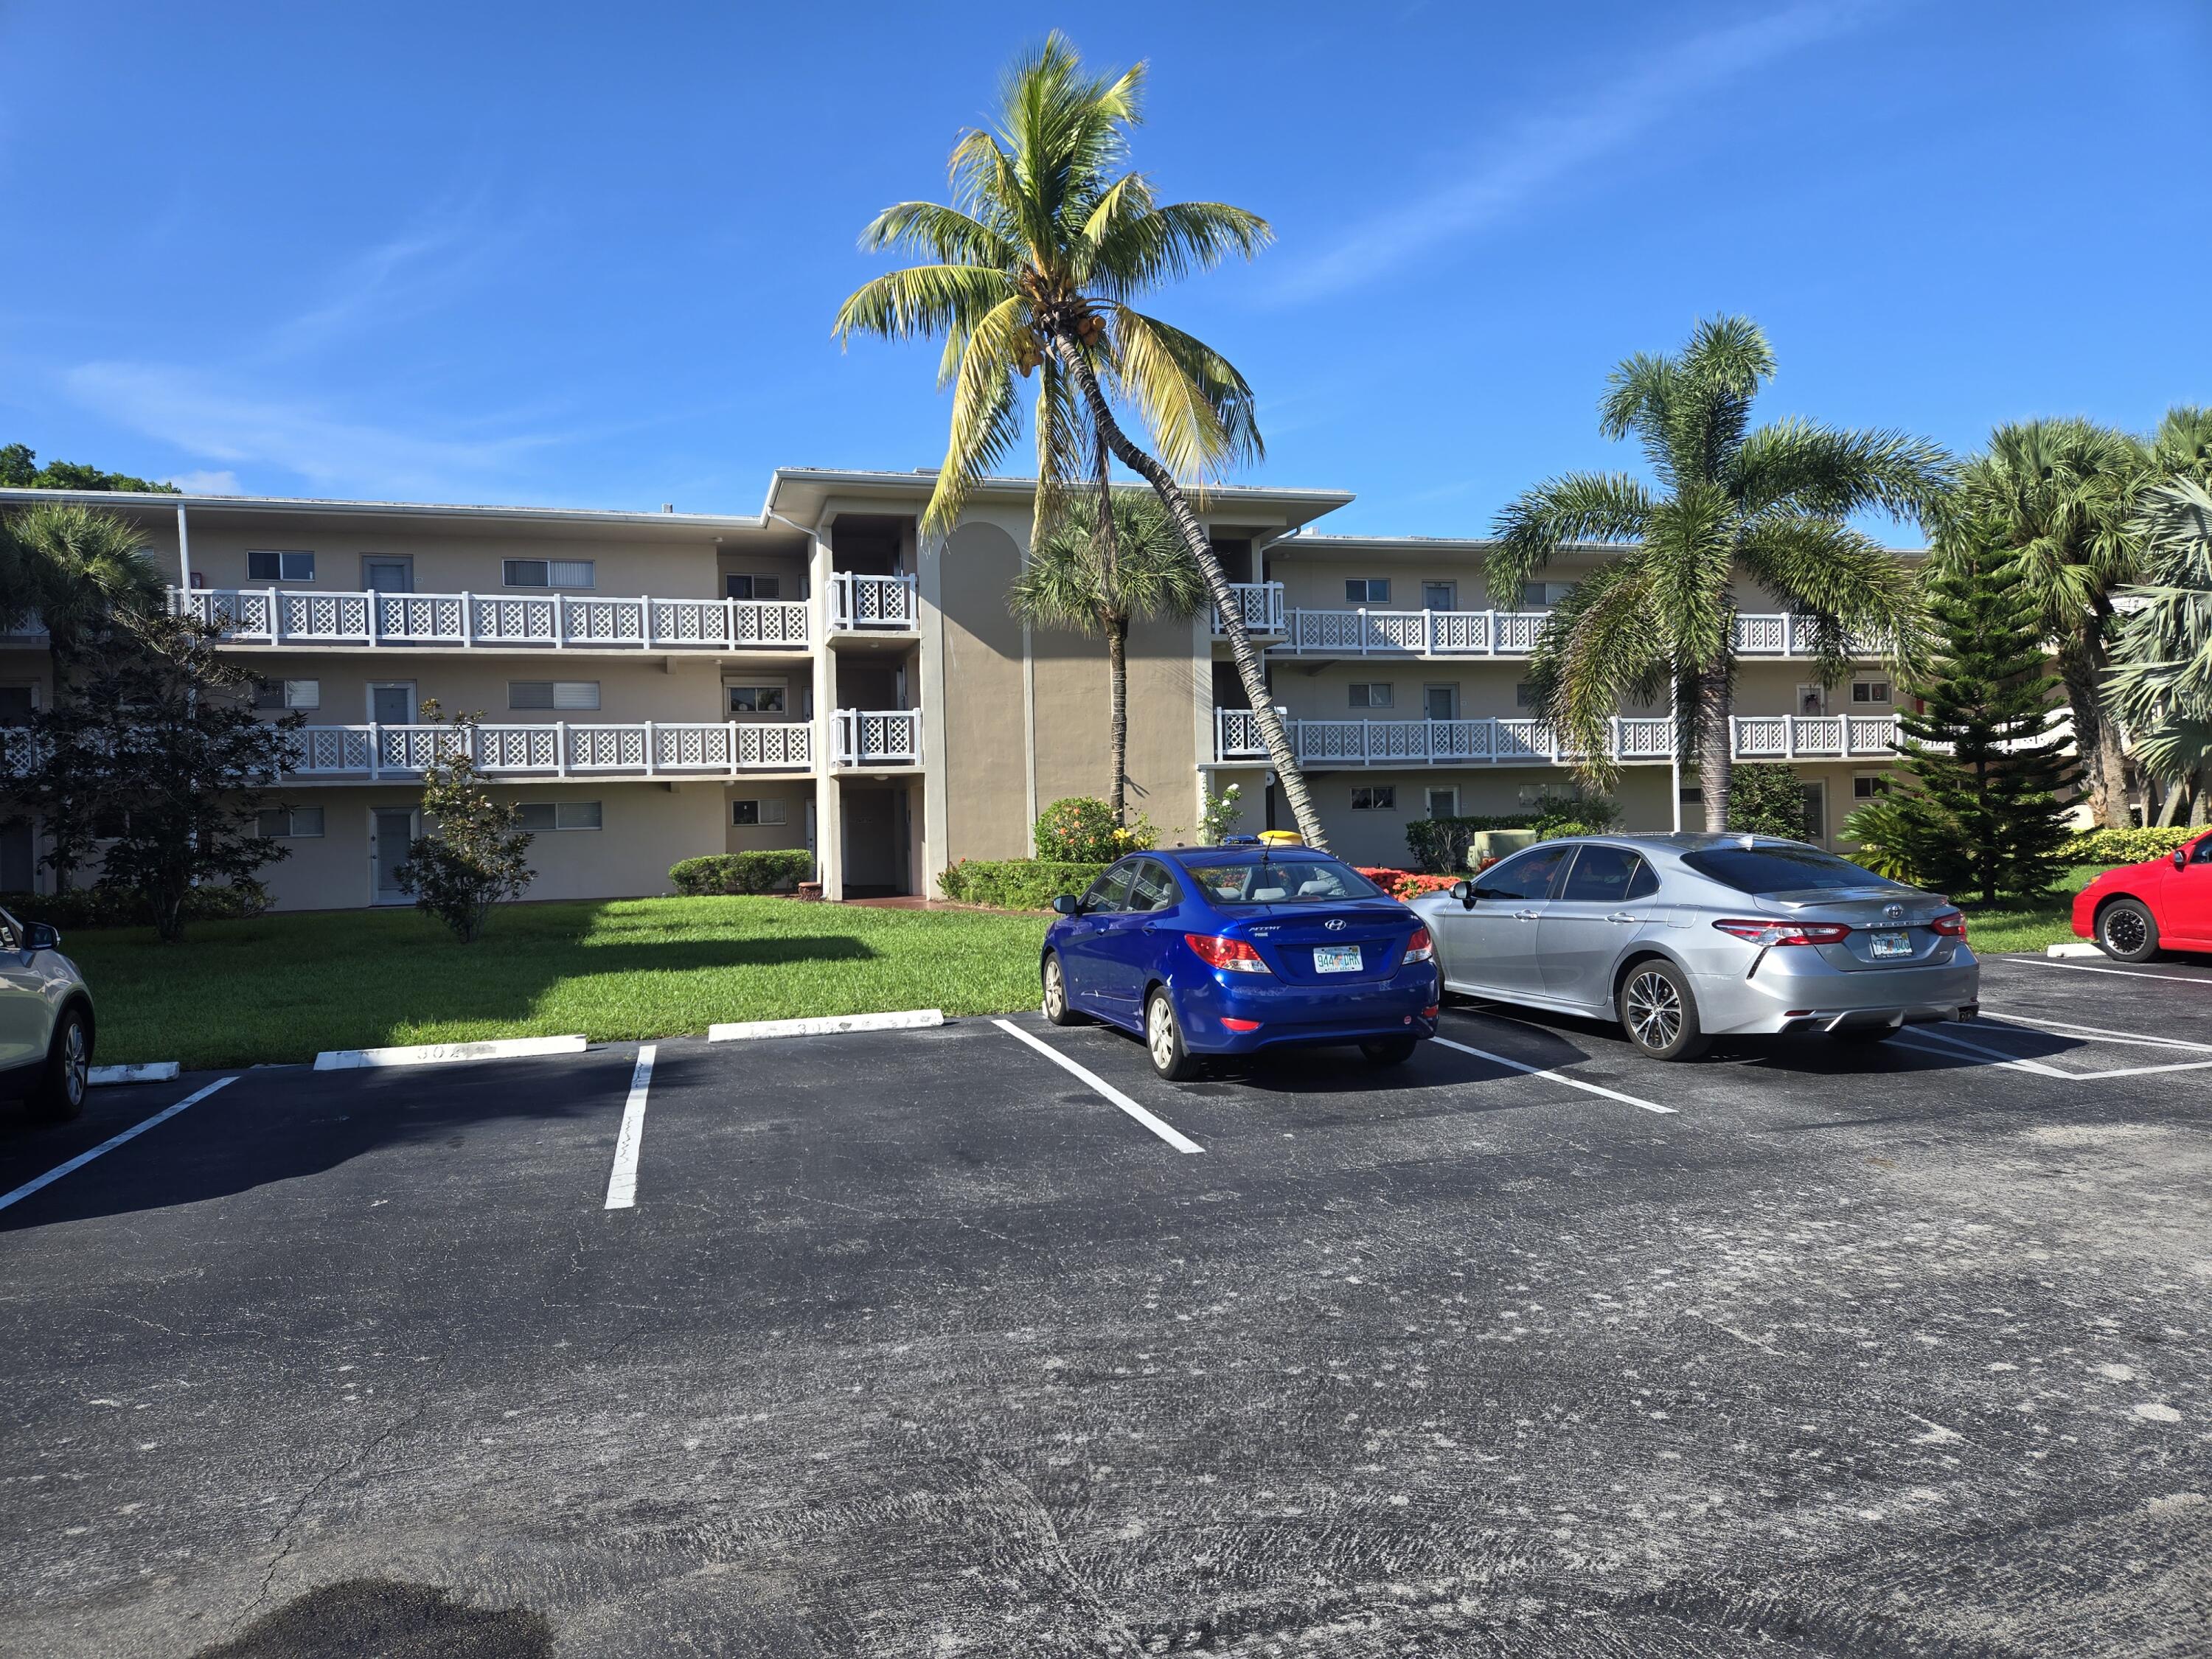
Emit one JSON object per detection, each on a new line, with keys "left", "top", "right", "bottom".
{"left": 370, "top": 809, "right": 419, "bottom": 905}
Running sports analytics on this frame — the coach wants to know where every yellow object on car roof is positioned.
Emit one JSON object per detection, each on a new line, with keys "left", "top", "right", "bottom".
{"left": 1256, "top": 830, "right": 1305, "bottom": 846}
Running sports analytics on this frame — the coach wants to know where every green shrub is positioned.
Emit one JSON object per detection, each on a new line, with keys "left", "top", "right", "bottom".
{"left": 1727, "top": 764, "right": 1813, "bottom": 838}
{"left": 1531, "top": 796, "right": 1619, "bottom": 837}
{"left": 1033, "top": 797, "right": 1156, "bottom": 861}
{"left": 1403, "top": 814, "right": 1538, "bottom": 873}
{"left": 1840, "top": 793, "right": 1941, "bottom": 883}
{"left": 2058, "top": 824, "right": 2198, "bottom": 866}
{"left": 668, "top": 852, "right": 815, "bottom": 896}
{"left": 0, "top": 880, "right": 269, "bottom": 930}
{"left": 939, "top": 858, "right": 1109, "bottom": 910}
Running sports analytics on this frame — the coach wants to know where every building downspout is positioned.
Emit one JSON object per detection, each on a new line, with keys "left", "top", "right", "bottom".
{"left": 175, "top": 501, "right": 191, "bottom": 592}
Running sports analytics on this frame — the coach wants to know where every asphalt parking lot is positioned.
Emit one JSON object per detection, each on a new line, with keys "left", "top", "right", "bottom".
{"left": 2, "top": 953, "right": 2208, "bottom": 1658}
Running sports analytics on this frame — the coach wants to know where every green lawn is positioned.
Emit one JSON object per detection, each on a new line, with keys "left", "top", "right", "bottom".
{"left": 66, "top": 898, "right": 1049, "bottom": 1070}
{"left": 1955, "top": 863, "right": 2100, "bottom": 955}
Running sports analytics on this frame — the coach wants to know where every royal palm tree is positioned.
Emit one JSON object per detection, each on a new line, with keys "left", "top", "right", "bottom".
{"left": 0, "top": 501, "right": 165, "bottom": 664}
{"left": 2108, "top": 478, "right": 2212, "bottom": 824}
{"left": 1009, "top": 490, "right": 1207, "bottom": 823}
{"left": 832, "top": 34, "right": 1331, "bottom": 844}
{"left": 1941, "top": 418, "right": 2147, "bottom": 827}
{"left": 1488, "top": 316, "right": 1946, "bottom": 832}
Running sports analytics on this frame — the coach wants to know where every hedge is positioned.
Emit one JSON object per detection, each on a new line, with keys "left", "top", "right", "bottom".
{"left": 2059, "top": 825, "right": 2199, "bottom": 866}
{"left": 0, "top": 882, "right": 270, "bottom": 931}
{"left": 939, "top": 858, "right": 1108, "bottom": 911}
{"left": 668, "top": 852, "right": 815, "bottom": 896}
{"left": 1356, "top": 866, "right": 1461, "bottom": 902}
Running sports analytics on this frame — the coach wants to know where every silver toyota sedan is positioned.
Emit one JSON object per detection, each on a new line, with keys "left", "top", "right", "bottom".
{"left": 1408, "top": 832, "right": 1980, "bottom": 1060}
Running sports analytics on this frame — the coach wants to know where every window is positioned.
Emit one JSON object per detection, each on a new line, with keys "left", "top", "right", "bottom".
{"left": 1559, "top": 845, "right": 1650, "bottom": 904}
{"left": 1348, "top": 682, "right": 1393, "bottom": 709}
{"left": 516, "top": 801, "right": 603, "bottom": 832}
{"left": 1350, "top": 785, "right": 1397, "bottom": 810}
{"left": 502, "top": 558, "right": 595, "bottom": 589}
{"left": 1424, "top": 685, "right": 1458, "bottom": 721}
{"left": 246, "top": 550, "right": 316, "bottom": 582}
{"left": 1852, "top": 772, "right": 1889, "bottom": 801}
{"left": 509, "top": 681, "right": 600, "bottom": 711}
{"left": 1127, "top": 860, "right": 1181, "bottom": 913}
{"left": 1425, "top": 787, "right": 1458, "bottom": 818}
{"left": 1514, "top": 681, "right": 1537, "bottom": 709}
{"left": 1080, "top": 863, "right": 1135, "bottom": 914}
{"left": 1520, "top": 581, "right": 1571, "bottom": 608}
{"left": 1422, "top": 581, "right": 1457, "bottom": 611}
{"left": 1344, "top": 578, "right": 1391, "bottom": 603}
{"left": 1473, "top": 844, "right": 1575, "bottom": 902}
{"left": 731, "top": 798, "right": 790, "bottom": 827}
{"left": 253, "top": 678, "right": 320, "bottom": 710}
{"left": 256, "top": 807, "right": 325, "bottom": 839}
{"left": 1851, "top": 680, "right": 1892, "bottom": 704}
{"left": 726, "top": 574, "right": 783, "bottom": 600}
{"left": 727, "top": 684, "right": 787, "bottom": 714}
{"left": 1185, "top": 857, "right": 1381, "bottom": 905}
{"left": 1681, "top": 845, "right": 1896, "bottom": 895}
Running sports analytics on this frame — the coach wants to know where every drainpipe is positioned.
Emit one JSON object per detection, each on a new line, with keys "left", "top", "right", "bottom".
{"left": 175, "top": 501, "right": 192, "bottom": 594}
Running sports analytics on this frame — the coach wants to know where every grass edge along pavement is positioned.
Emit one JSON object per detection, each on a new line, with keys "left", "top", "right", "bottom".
{"left": 62, "top": 897, "right": 1048, "bottom": 1070}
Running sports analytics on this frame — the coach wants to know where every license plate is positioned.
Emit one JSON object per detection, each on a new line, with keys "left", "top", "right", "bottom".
{"left": 1869, "top": 931, "right": 1913, "bottom": 959}
{"left": 1314, "top": 945, "right": 1363, "bottom": 974}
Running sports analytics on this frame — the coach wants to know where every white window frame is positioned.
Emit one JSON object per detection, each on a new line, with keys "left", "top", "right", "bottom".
{"left": 516, "top": 801, "right": 603, "bottom": 832}
{"left": 246, "top": 549, "right": 316, "bottom": 582}
{"left": 1347, "top": 682, "right": 1393, "bottom": 710}
{"left": 726, "top": 573, "right": 784, "bottom": 601}
{"left": 501, "top": 558, "right": 595, "bottom": 590}
{"left": 1851, "top": 678, "right": 1893, "bottom": 705}
{"left": 726, "top": 683, "right": 789, "bottom": 715}
{"left": 257, "top": 806, "right": 326, "bottom": 838}
{"left": 254, "top": 678, "right": 321, "bottom": 711}
{"left": 508, "top": 680, "right": 601, "bottom": 712}
{"left": 731, "top": 798, "right": 790, "bottom": 827}
{"left": 1344, "top": 577, "right": 1391, "bottom": 604}
{"left": 1851, "top": 771, "right": 1888, "bottom": 801}
{"left": 1350, "top": 785, "right": 1398, "bottom": 811}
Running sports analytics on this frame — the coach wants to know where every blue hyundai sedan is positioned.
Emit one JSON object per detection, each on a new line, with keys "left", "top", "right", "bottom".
{"left": 1042, "top": 844, "right": 1440, "bottom": 1079}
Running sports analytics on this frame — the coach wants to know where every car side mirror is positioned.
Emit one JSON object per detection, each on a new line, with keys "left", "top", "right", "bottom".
{"left": 1051, "top": 894, "right": 1082, "bottom": 917}
{"left": 1450, "top": 880, "right": 1475, "bottom": 910}
{"left": 2175, "top": 849, "right": 2189, "bottom": 871}
{"left": 24, "top": 922, "right": 60, "bottom": 951}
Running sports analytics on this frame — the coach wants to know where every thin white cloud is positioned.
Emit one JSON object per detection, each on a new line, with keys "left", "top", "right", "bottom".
{"left": 63, "top": 362, "right": 566, "bottom": 501}
{"left": 1270, "top": 1, "right": 1873, "bottom": 305}
{"left": 169, "top": 468, "right": 242, "bottom": 495}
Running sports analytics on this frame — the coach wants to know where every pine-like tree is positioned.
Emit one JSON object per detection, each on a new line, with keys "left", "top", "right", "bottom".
{"left": 1892, "top": 552, "right": 2077, "bottom": 902}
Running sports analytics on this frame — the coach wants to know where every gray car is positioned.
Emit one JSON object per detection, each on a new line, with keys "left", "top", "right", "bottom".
{"left": 1408, "top": 833, "right": 1980, "bottom": 1060}
{"left": 0, "top": 908, "right": 95, "bottom": 1121}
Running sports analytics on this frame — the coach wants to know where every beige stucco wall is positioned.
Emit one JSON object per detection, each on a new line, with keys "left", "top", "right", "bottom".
{"left": 723, "top": 780, "right": 815, "bottom": 857}
{"left": 1030, "top": 607, "right": 1203, "bottom": 844}
{"left": 220, "top": 654, "right": 761, "bottom": 726}
{"left": 935, "top": 521, "right": 1030, "bottom": 863}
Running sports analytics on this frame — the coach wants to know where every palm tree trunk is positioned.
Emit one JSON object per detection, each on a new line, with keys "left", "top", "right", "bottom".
{"left": 2059, "top": 640, "right": 2131, "bottom": 828}
{"left": 1107, "top": 616, "right": 1129, "bottom": 823}
{"left": 1697, "top": 663, "right": 1732, "bottom": 832}
{"left": 1051, "top": 335, "right": 1328, "bottom": 848}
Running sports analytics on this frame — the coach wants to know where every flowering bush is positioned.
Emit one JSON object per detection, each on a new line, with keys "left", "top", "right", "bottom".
{"left": 1357, "top": 866, "right": 1461, "bottom": 902}
{"left": 1034, "top": 797, "right": 1158, "bottom": 861}
{"left": 1199, "top": 781, "right": 1244, "bottom": 845}
{"left": 2059, "top": 825, "right": 2198, "bottom": 866}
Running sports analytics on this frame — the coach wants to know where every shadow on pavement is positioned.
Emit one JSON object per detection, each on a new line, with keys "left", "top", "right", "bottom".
{"left": 190, "top": 1579, "right": 552, "bottom": 1659}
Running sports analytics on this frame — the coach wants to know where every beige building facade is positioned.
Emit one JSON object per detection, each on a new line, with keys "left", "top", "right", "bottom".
{"left": 0, "top": 471, "right": 1916, "bottom": 908}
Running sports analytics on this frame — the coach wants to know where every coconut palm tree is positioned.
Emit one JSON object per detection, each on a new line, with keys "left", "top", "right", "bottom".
{"left": 1009, "top": 490, "right": 1207, "bottom": 823}
{"left": 2107, "top": 478, "right": 2212, "bottom": 824}
{"left": 0, "top": 501, "right": 165, "bottom": 664}
{"left": 1940, "top": 418, "right": 2147, "bottom": 827}
{"left": 832, "top": 34, "right": 1332, "bottom": 845}
{"left": 1487, "top": 316, "right": 1947, "bottom": 832}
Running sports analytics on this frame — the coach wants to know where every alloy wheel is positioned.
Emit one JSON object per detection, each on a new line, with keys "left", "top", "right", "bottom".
{"left": 1148, "top": 999, "right": 1176, "bottom": 1071}
{"left": 63, "top": 1021, "right": 87, "bottom": 1108}
{"left": 1042, "top": 960, "right": 1065, "bottom": 1020}
{"left": 2104, "top": 908, "right": 2148, "bottom": 956}
{"left": 1625, "top": 971, "right": 1682, "bottom": 1051}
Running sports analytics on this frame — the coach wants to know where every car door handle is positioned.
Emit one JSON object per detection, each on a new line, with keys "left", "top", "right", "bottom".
{"left": 1514, "top": 908, "right": 1541, "bottom": 920}
{"left": 1607, "top": 911, "right": 1640, "bottom": 924}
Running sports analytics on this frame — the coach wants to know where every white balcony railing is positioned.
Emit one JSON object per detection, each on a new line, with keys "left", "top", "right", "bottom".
{"left": 1, "top": 726, "right": 30, "bottom": 775}
{"left": 829, "top": 572, "right": 919, "bottom": 631}
{"left": 1214, "top": 709, "right": 1901, "bottom": 768}
{"left": 274, "top": 720, "right": 810, "bottom": 782}
{"left": 1211, "top": 586, "right": 1883, "bottom": 660}
{"left": 832, "top": 708, "right": 922, "bottom": 768}
{"left": 173, "top": 588, "right": 809, "bottom": 652}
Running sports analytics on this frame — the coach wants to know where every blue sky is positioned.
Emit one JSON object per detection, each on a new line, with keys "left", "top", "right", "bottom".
{"left": 1, "top": 1, "right": 2205, "bottom": 533}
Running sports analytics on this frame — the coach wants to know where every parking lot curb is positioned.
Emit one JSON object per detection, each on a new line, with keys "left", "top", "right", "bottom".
{"left": 707, "top": 1009, "right": 945, "bottom": 1043}
{"left": 313, "top": 1035, "right": 590, "bottom": 1071}
{"left": 2045, "top": 942, "right": 2104, "bottom": 959}
{"left": 88, "top": 1062, "right": 181, "bottom": 1087}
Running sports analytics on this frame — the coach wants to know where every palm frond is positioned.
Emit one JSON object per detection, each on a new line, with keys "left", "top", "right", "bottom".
{"left": 1088, "top": 200, "right": 1272, "bottom": 299}
{"left": 1105, "top": 305, "right": 1261, "bottom": 481}
{"left": 1728, "top": 418, "right": 1954, "bottom": 523}
{"left": 832, "top": 264, "right": 1015, "bottom": 345}
{"left": 1597, "top": 352, "right": 1680, "bottom": 480}
{"left": 1525, "top": 560, "right": 1669, "bottom": 789}
{"left": 1661, "top": 314, "right": 1774, "bottom": 487}
{"left": 1486, "top": 473, "right": 1654, "bottom": 602}
{"left": 858, "top": 201, "right": 1017, "bottom": 269}
{"left": 922, "top": 295, "right": 1027, "bottom": 532}
{"left": 1738, "top": 515, "right": 1930, "bottom": 682}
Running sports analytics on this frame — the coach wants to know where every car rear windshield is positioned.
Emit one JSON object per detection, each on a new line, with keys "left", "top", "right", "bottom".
{"left": 1185, "top": 858, "right": 1382, "bottom": 905}
{"left": 1682, "top": 845, "right": 1900, "bottom": 895}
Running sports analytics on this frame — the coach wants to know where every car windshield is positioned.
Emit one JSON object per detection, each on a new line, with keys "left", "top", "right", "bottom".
{"left": 1185, "top": 857, "right": 1382, "bottom": 905}
{"left": 1683, "top": 844, "right": 1901, "bottom": 895}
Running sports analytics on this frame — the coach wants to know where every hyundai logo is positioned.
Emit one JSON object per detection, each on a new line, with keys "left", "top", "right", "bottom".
{"left": 1324, "top": 919, "right": 1347, "bottom": 931}
{"left": 1884, "top": 902, "right": 1905, "bottom": 922}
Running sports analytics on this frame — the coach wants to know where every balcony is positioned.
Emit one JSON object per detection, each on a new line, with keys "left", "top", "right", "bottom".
{"left": 174, "top": 588, "right": 808, "bottom": 652}
{"left": 1213, "top": 709, "right": 1900, "bottom": 768}
{"left": 1210, "top": 584, "right": 1882, "bottom": 658}
{"left": 832, "top": 708, "right": 922, "bottom": 768}
{"left": 829, "top": 573, "right": 918, "bottom": 632}
{"left": 274, "top": 720, "right": 810, "bottom": 782}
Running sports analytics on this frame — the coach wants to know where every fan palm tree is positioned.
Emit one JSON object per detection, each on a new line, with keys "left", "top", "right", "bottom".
{"left": 1940, "top": 418, "right": 2147, "bottom": 827}
{"left": 1009, "top": 490, "right": 1207, "bottom": 823}
{"left": 2107, "top": 478, "right": 2212, "bottom": 824}
{"left": 1487, "top": 316, "right": 1947, "bottom": 832}
{"left": 0, "top": 501, "right": 165, "bottom": 664}
{"left": 832, "top": 34, "right": 1331, "bottom": 845}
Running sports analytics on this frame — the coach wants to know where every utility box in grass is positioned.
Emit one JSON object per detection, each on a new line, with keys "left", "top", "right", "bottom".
{"left": 1468, "top": 829, "right": 1538, "bottom": 870}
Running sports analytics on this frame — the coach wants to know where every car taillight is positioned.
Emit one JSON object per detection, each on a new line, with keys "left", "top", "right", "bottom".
{"left": 1712, "top": 918, "right": 1851, "bottom": 947}
{"left": 1185, "top": 933, "right": 1271, "bottom": 973}
{"left": 1402, "top": 926, "right": 1433, "bottom": 964}
{"left": 1931, "top": 910, "right": 1966, "bottom": 939}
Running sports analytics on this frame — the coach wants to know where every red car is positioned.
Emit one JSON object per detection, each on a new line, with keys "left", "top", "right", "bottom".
{"left": 2072, "top": 832, "right": 2212, "bottom": 960}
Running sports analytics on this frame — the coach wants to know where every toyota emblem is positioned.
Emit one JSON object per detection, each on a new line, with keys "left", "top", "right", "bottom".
{"left": 1884, "top": 902, "right": 1904, "bottom": 922}
{"left": 1324, "top": 918, "right": 1347, "bottom": 931}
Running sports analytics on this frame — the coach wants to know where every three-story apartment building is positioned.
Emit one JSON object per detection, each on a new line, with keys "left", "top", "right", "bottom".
{"left": 0, "top": 469, "right": 1910, "bottom": 907}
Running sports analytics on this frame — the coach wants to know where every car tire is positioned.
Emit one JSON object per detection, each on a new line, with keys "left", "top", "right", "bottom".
{"left": 2096, "top": 898, "right": 2160, "bottom": 963}
{"left": 1617, "top": 960, "right": 1710, "bottom": 1062}
{"left": 29, "top": 1004, "right": 91, "bottom": 1124}
{"left": 1360, "top": 1037, "right": 1417, "bottom": 1065}
{"left": 1144, "top": 988, "right": 1200, "bottom": 1082}
{"left": 1040, "top": 951, "right": 1083, "bottom": 1026}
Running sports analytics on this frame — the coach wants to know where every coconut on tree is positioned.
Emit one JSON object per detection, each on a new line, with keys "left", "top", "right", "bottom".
{"left": 832, "top": 33, "right": 1331, "bottom": 846}
{"left": 1487, "top": 316, "right": 1948, "bottom": 832}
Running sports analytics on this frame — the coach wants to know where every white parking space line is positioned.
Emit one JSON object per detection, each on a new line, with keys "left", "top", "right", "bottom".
{"left": 1978, "top": 1013, "right": 2212, "bottom": 1053}
{"left": 990, "top": 1020, "right": 1203, "bottom": 1155}
{"left": 602, "top": 1045, "right": 658, "bottom": 1211}
{"left": 1893, "top": 1029, "right": 2073, "bottom": 1076}
{"left": 1429, "top": 1036, "right": 1677, "bottom": 1115}
{"left": 0, "top": 1077, "right": 238, "bottom": 1214}
{"left": 2003, "top": 957, "right": 2212, "bottom": 987}
{"left": 2067, "top": 1057, "right": 2212, "bottom": 1081}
